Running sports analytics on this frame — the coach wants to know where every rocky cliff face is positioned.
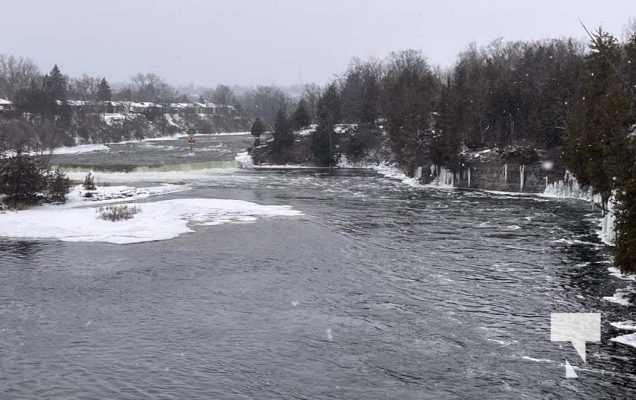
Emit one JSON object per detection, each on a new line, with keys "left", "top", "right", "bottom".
{"left": 420, "top": 148, "right": 566, "bottom": 193}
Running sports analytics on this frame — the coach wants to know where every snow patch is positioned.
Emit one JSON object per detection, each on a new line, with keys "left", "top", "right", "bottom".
{"left": 66, "top": 184, "right": 189, "bottom": 205}
{"left": 296, "top": 125, "right": 317, "bottom": 136}
{"left": 0, "top": 197, "right": 302, "bottom": 244}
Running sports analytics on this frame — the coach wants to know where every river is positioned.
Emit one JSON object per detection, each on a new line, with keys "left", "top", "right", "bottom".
{"left": 0, "top": 133, "right": 635, "bottom": 399}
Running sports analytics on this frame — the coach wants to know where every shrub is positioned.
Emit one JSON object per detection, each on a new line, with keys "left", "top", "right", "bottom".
{"left": 47, "top": 168, "right": 71, "bottom": 203}
{"left": 0, "top": 153, "right": 48, "bottom": 207}
{"left": 83, "top": 172, "right": 96, "bottom": 190}
{"left": 97, "top": 204, "right": 141, "bottom": 222}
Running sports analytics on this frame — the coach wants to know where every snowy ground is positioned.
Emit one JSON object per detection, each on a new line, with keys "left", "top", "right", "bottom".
{"left": 0, "top": 184, "right": 302, "bottom": 244}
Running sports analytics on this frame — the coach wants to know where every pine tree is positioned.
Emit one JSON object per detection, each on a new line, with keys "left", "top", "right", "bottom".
{"left": 250, "top": 117, "right": 266, "bottom": 146}
{"left": 311, "top": 84, "right": 341, "bottom": 167}
{"left": 616, "top": 169, "right": 636, "bottom": 273}
{"left": 0, "top": 153, "right": 48, "bottom": 207}
{"left": 292, "top": 99, "right": 310, "bottom": 129}
{"left": 272, "top": 107, "right": 294, "bottom": 157}
{"left": 563, "top": 29, "right": 629, "bottom": 197}
{"left": 97, "top": 78, "right": 112, "bottom": 101}
{"left": 43, "top": 64, "right": 67, "bottom": 101}
{"left": 432, "top": 80, "right": 462, "bottom": 170}
{"left": 47, "top": 167, "right": 71, "bottom": 203}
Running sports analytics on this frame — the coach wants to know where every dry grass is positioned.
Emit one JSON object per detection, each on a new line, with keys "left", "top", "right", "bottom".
{"left": 97, "top": 204, "right": 141, "bottom": 221}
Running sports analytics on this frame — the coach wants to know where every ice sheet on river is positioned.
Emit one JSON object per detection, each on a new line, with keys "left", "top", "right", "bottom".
{"left": 0, "top": 185, "right": 302, "bottom": 244}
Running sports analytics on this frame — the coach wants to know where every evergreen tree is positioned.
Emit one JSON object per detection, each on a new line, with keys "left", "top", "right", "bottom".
{"left": 13, "top": 86, "right": 56, "bottom": 117}
{"left": 563, "top": 29, "right": 630, "bottom": 198}
{"left": 250, "top": 117, "right": 266, "bottom": 146}
{"left": 0, "top": 153, "right": 48, "bottom": 207}
{"left": 96, "top": 78, "right": 112, "bottom": 101}
{"left": 616, "top": 169, "right": 636, "bottom": 273}
{"left": 272, "top": 107, "right": 294, "bottom": 157}
{"left": 43, "top": 64, "right": 67, "bottom": 101}
{"left": 47, "top": 167, "right": 71, "bottom": 203}
{"left": 432, "top": 79, "right": 463, "bottom": 170}
{"left": 292, "top": 99, "right": 310, "bottom": 129}
{"left": 311, "top": 84, "right": 341, "bottom": 167}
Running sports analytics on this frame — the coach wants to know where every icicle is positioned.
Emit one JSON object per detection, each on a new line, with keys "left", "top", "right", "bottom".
{"left": 467, "top": 167, "right": 471, "bottom": 187}
{"left": 503, "top": 164, "right": 508, "bottom": 183}
{"left": 543, "top": 169, "right": 592, "bottom": 200}
{"left": 545, "top": 176, "right": 548, "bottom": 188}
{"left": 519, "top": 165, "right": 525, "bottom": 191}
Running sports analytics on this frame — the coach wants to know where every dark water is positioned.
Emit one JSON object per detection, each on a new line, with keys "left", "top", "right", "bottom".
{"left": 1, "top": 138, "right": 635, "bottom": 399}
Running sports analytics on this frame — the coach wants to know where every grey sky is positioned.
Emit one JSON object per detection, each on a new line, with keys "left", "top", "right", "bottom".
{"left": 1, "top": 0, "right": 634, "bottom": 87}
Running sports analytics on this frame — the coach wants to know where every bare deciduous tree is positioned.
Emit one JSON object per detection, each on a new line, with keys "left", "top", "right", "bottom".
{"left": 212, "top": 84, "right": 234, "bottom": 106}
{"left": 0, "top": 55, "right": 42, "bottom": 99}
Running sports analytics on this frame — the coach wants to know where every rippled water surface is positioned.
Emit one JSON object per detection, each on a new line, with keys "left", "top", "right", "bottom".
{"left": 1, "top": 136, "right": 635, "bottom": 399}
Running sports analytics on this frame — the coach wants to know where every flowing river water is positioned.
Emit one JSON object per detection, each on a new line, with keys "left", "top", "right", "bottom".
{"left": 0, "top": 133, "right": 635, "bottom": 399}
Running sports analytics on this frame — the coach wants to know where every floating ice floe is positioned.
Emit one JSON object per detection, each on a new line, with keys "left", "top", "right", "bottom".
{"left": 66, "top": 184, "right": 189, "bottom": 204}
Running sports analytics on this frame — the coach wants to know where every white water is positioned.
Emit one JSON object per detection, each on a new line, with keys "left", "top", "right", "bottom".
{"left": 235, "top": 151, "right": 254, "bottom": 168}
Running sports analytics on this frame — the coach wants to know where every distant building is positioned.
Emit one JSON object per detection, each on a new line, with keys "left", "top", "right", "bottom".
{"left": 0, "top": 98, "right": 14, "bottom": 113}
{"left": 102, "top": 101, "right": 126, "bottom": 114}
{"left": 128, "top": 102, "right": 162, "bottom": 114}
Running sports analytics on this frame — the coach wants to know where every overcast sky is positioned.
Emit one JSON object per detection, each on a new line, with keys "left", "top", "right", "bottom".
{"left": 1, "top": 0, "right": 634, "bottom": 87}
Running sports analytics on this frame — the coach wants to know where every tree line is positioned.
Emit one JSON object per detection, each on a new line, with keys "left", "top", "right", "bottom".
{"left": 251, "top": 25, "right": 636, "bottom": 271}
